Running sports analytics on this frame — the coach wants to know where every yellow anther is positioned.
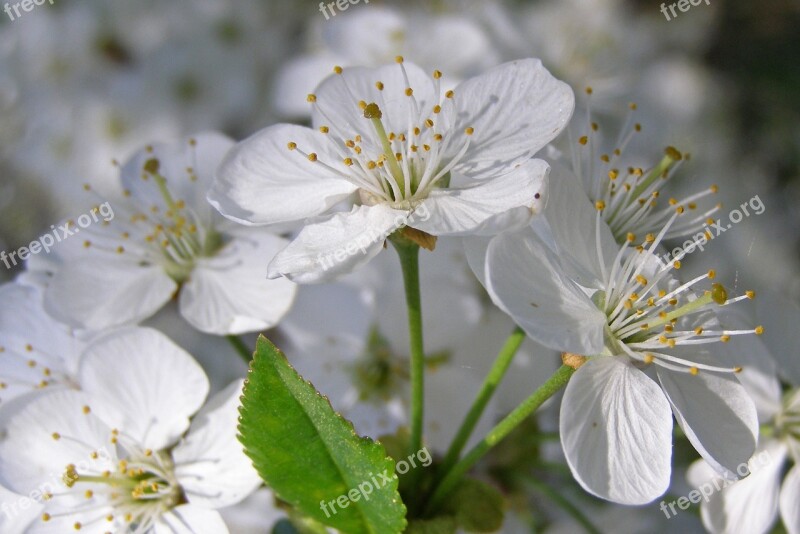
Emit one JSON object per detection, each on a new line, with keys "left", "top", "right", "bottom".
{"left": 626, "top": 232, "right": 636, "bottom": 242}
{"left": 433, "top": 69, "right": 442, "bottom": 79}
{"left": 405, "top": 88, "right": 413, "bottom": 96}
{"left": 465, "top": 127, "right": 474, "bottom": 136}
{"left": 720, "top": 335, "right": 731, "bottom": 343}
{"left": 665, "top": 146, "right": 683, "bottom": 160}
{"left": 395, "top": 55, "right": 404, "bottom": 63}
{"left": 375, "top": 81, "right": 384, "bottom": 90}
{"left": 636, "top": 275, "right": 648, "bottom": 285}
{"left": 287, "top": 142, "right": 297, "bottom": 150}
{"left": 306, "top": 94, "right": 316, "bottom": 103}
{"left": 319, "top": 126, "right": 329, "bottom": 133}
{"left": 755, "top": 326, "right": 764, "bottom": 335}
{"left": 746, "top": 290, "right": 755, "bottom": 299}
{"left": 579, "top": 135, "right": 588, "bottom": 145}
{"left": 595, "top": 200, "right": 606, "bottom": 211}
{"left": 333, "top": 65, "right": 343, "bottom": 74}
{"left": 445, "top": 90, "right": 454, "bottom": 99}
{"left": 307, "top": 153, "right": 318, "bottom": 162}
{"left": 644, "top": 354, "right": 655, "bottom": 364}
{"left": 689, "top": 367, "right": 699, "bottom": 376}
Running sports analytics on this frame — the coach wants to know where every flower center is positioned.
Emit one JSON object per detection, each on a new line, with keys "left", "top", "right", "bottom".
{"left": 573, "top": 94, "right": 721, "bottom": 243}
{"left": 287, "top": 58, "right": 475, "bottom": 209}
{"left": 592, "top": 204, "right": 761, "bottom": 374}
{"left": 46, "top": 423, "right": 184, "bottom": 532}
{"left": 81, "top": 145, "right": 225, "bottom": 284}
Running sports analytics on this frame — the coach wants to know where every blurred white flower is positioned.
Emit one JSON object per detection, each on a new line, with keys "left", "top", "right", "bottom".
{"left": 28, "top": 132, "right": 296, "bottom": 335}
{"left": 474, "top": 168, "right": 759, "bottom": 504}
{"left": 271, "top": 6, "right": 500, "bottom": 118}
{"left": 211, "top": 59, "right": 572, "bottom": 282}
{"left": 0, "top": 327, "right": 260, "bottom": 533}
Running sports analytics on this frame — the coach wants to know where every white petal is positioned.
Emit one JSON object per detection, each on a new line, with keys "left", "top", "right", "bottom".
{"left": 78, "top": 327, "right": 209, "bottom": 450}
{"left": 687, "top": 441, "right": 786, "bottom": 534}
{"left": 658, "top": 366, "right": 758, "bottom": 478}
{"left": 0, "top": 483, "right": 40, "bottom": 534}
{"left": 312, "top": 62, "right": 436, "bottom": 137}
{"left": 180, "top": 231, "right": 297, "bottom": 335}
{"left": 443, "top": 58, "right": 574, "bottom": 179}
{"left": 209, "top": 124, "right": 357, "bottom": 226}
{"left": 462, "top": 235, "right": 493, "bottom": 290}
{"left": 0, "top": 390, "right": 115, "bottom": 496}
{"left": 485, "top": 228, "right": 606, "bottom": 355}
{"left": 781, "top": 465, "right": 800, "bottom": 534}
{"left": 267, "top": 204, "right": 408, "bottom": 283}
{"left": 541, "top": 164, "right": 619, "bottom": 288}
{"left": 412, "top": 159, "right": 549, "bottom": 236}
{"left": 560, "top": 357, "right": 673, "bottom": 504}
{"left": 43, "top": 256, "right": 177, "bottom": 330}
{"left": 174, "top": 380, "right": 261, "bottom": 509}
{"left": 716, "top": 309, "right": 782, "bottom": 422}
{"left": 120, "top": 132, "right": 235, "bottom": 224}
{"left": 0, "top": 283, "right": 85, "bottom": 399}
{"left": 154, "top": 505, "right": 229, "bottom": 534}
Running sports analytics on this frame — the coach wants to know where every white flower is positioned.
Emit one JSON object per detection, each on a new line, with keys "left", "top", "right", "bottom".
{"left": 0, "top": 282, "right": 85, "bottom": 404}
{"left": 28, "top": 133, "right": 296, "bottom": 335}
{"left": 474, "top": 167, "right": 759, "bottom": 504}
{"left": 563, "top": 106, "right": 722, "bottom": 244}
{"left": 0, "top": 327, "right": 260, "bottom": 533}
{"left": 687, "top": 292, "right": 800, "bottom": 534}
{"left": 210, "top": 58, "right": 573, "bottom": 283}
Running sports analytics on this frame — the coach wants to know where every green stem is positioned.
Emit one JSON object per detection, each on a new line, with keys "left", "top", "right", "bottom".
{"left": 392, "top": 240, "right": 425, "bottom": 458}
{"left": 523, "top": 475, "right": 602, "bottom": 534}
{"left": 226, "top": 335, "right": 253, "bottom": 365}
{"left": 426, "top": 365, "right": 575, "bottom": 514}
{"left": 439, "top": 326, "right": 526, "bottom": 477}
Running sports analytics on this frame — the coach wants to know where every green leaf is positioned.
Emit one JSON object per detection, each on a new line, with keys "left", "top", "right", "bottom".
{"left": 238, "top": 336, "right": 407, "bottom": 534}
{"left": 443, "top": 478, "right": 505, "bottom": 532}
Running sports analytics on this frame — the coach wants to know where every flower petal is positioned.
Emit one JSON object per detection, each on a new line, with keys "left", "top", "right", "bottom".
{"left": 485, "top": 227, "right": 606, "bottom": 355}
{"left": 560, "top": 357, "right": 673, "bottom": 505}
{"left": 78, "top": 327, "right": 209, "bottom": 450}
{"left": 312, "top": 62, "right": 436, "bottom": 138}
{"left": 411, "top": 159, "right": 549, "bottom": 236}
{"left": 154, "top": 506, "right": 229, "bottom": 534}
{"left": 781, "top": 465, "right": 800, "bottom": 534}
{"left": 121, "top": 132, "right": 235, "bottom": 224}
{"left": 180, "top": 231, "right": 297, "bottom": 335}
{"left": 272, "top": 54, "right": 345, "bottom": 118}
{"left": 209, "top": 124, "right": 357, "bottom": 226}
{"left": 442, "top": 58, "right": 574, "bottom": 179}
{"left": 43, "top": 256, "right": 177, "bottom": 330}
{"left": 541, "top": 163, "right": 618, "bottom": 288}
{"left": 687, "top": 441, "right": 786, "bottom": 534}
{"left": 658, "top": 363, "right": 758, "bottom": 478}
{"left": 0, "top": 390, "right": 115, "bottom": 496}
{"left": 267, "top": 204, "right": 408, "bottom": 283}
{"left": 174, "top": 380, "right": 261, "bottom": 508}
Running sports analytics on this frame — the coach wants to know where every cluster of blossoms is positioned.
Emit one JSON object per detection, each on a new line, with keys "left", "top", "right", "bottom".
{"left": 0, "top": 4, "right": 795, "bottom": 532}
